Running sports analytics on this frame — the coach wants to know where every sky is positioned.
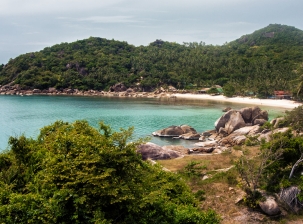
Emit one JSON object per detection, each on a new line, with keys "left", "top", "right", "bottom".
{"left": 0, "top": 0, "right": 302, "bottom": 64}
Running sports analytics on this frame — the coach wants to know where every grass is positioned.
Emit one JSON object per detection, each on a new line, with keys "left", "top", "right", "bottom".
{"left": 157, "top": 149, "right": 239, "bottom": 172}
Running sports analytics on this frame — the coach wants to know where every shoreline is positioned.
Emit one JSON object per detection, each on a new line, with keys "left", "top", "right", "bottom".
{"left": 1, "top": 87, "right": 301, "bottom": 109}
{"left": 172, "top": 93, "right": 302, "bottom": 109}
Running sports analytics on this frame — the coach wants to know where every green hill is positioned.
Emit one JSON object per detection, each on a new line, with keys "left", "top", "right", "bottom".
{"left": 1, "top": 24, "right": 303, "bottom": 98}
{"left": 235, "top": 24, "right": 303, "bottom": 46}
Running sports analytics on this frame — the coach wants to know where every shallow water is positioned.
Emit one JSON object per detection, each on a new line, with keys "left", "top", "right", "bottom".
{"left": 0, "top": 95, "right": 286, "bottom": 151}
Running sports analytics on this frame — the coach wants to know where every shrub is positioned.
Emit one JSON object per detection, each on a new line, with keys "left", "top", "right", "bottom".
{"left": 0, "top": 121, "right": 220, "bottom": 223}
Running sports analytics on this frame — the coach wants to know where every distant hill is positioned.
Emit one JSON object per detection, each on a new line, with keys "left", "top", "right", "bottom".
{"left": 1, "top": 24, "right": 303, "bottom": 98}
{"left": 234, "top": 24, "right": 303, "bottom": 46}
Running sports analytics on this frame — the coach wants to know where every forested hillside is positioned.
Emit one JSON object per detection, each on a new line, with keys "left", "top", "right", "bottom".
{"left": 1, "top": 24, "right": 303, "bottom": 98}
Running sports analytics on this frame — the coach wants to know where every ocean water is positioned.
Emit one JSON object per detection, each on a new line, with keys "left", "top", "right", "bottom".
{"left": 0, "top": 95, "right": 286, "bottom": 151}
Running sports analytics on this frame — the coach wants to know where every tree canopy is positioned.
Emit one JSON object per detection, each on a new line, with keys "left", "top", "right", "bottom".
{"left": 1, "top": 24, "right": 303, "bottom": 97}
{"left": 0, "top": 120, "right": 219, "bottom": 223}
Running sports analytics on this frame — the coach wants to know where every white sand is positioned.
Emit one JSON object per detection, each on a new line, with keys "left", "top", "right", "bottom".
{"left": 172, "top": 93, "right": 302, "bottom": 109}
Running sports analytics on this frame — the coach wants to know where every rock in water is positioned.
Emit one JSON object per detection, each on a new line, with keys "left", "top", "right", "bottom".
{"left": 215, "top": 110, "right": 235, "bottom": 131}
{"left": 152, "top": 125, "right": 198, "bottom": 138}
{"left": 224, "top": 111, "right": 246, "bottom": 134}
{"left": 215, "top": 106, "right": 267, "bottom": 134}
{"left": 240, "top": 107, "right": 253, "bottom": 123}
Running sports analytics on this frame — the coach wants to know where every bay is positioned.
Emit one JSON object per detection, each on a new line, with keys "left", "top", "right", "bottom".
{"left": 0, "top": 95, "right": 286, "bottom": 151}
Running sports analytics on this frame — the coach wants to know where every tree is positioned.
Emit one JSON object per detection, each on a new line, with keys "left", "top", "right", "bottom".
{"left": 0, "top": 120, "right": 219, "bottom": 223}
{"left": 293, "top": 74, "right": 303, "bottom": 100}
{"left": 223, "top": 83, "right": 235, "bottom": 97}
{"left": 284, "top": 106, "right": 303, "bottom": 133}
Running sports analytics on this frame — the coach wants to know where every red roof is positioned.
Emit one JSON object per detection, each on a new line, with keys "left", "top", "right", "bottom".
{"left": 274, "top": 91, "right": 290, "bottom": 95}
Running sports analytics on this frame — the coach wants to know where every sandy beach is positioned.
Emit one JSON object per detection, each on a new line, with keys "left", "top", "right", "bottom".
{"left": 172, "top": 93, "right": 302, "bottom": 109}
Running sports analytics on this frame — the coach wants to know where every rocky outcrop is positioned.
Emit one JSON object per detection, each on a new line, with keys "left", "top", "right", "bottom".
{"left": 258, "top": 127, "right": 290, "bottom": 142}
{"left": 180, "top": 125, "right": 197, "bottom": 134}
{"left": 219, "top": 125, "right": 261, "bottom": 146}
{"left": 153, "top": 126, "right": 184, "bottom": 137}
{"left": 215, "top": 110, "right": 235, "bottom": 131}
{"left": 137, "top": 142, "right": 181, "bottom": 160}
{"left": 259, "top": 196, "right": 281, "bottom": 216}
{"left": 225, "top": 111, "right": 246, "bottom": 134}
{"left": 179, "top": 132, "right": 201, "bottom": 140}
{"left": 240, "top": 107, "right": 253, "bottom": 123}
{"left": 215, "top": 106, "right": 268, "bottom": 135}
{"left": 233, "top": 125, "right": 261, "bottom": 136}
{"left": 254, "top": 119, "right": 267, "bottom": 126}
{"left": 215, "top": 110, "right": 246, "bottom": 134}
{"left": 279, "top": 186, "right": 303, "bottom": 213}
{"left": 270, "top": 117, "right": 285, "bottom": 128}
{"left": 153, "top": 125, "right": 198, "bottom": 138}
{"left": 252, "top": 106, "right": 268, "bottom": 124}
{"left": 109, "top": 83, "right": 127, "bottom": 92}
{"left": 190, "top": 140, "right": 218, "bottom": 154}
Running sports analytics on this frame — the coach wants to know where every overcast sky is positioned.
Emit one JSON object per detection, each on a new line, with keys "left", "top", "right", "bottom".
{"left": 0, "top": 0, "right": 302, "bottom": 64}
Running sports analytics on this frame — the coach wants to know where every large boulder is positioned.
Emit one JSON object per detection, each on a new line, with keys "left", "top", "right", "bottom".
{"left": 153, "top": 125, "right": 197, "bottom": 137}
{"left": 153, "top": 126, "right": 184, "bottom": 137}
{"left": 240, "top": 107, "right": 253, "bottom": 123}
{"left": 259, "top": 196, "right": 281, "bottom": 216}
{"left": 225, "top": 111, "right": 246, "bottom": 134}
{"left": 233, "top": 125, "right": 260, "bottom": 136}
{"left": 258, "top": 127, "right": 290, "bottom": 142}
{"left": 220, "top": 134, "right": 247, "bottom": 146}
{"left": 137, "top": 142, "right": 180, "bottom": 160}
{"left": 252, "top": 106, "right": 268, "bottom": 124}
{"left": 215, "top": 110, "right": 235, "bottom": 131}
{"left": 219, "top": 125, "right": 261, "bottom": 146}
{"left": 180, "top": 125, "right": 197, "bottom": 134}
{"left": 279, "top": 186, "right": 302, "bottom": 213}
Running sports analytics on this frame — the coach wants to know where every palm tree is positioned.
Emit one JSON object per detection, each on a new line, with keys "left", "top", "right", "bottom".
{"left": 296, "top": 75, "right": 303, "bottom": 96}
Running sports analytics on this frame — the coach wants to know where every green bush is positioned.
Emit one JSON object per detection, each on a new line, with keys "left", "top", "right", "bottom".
{"left": 181, "top": 161, "right": 207, "bottom": 178}
{"left": 0, "top": 121, "right": 220, "bottom": 224}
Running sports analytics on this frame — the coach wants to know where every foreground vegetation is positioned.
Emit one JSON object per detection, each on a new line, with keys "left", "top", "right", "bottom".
{"left": 2, "top": 106, "right": 303, "bottom": 222}
{"left": 1, "top": 24, "right": 303, "bottom": 99}
{"left": 0, "top": 121, "right": 219, "bottom": 223}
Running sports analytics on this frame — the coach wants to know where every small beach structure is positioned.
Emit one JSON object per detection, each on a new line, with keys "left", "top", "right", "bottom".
{"left": 273, "top": 90, "right": 291, "bottom": 99}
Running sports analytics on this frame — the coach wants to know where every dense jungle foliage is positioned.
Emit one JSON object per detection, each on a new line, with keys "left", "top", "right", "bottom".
{"left": 0, "top": 121, "right": 220, "bottom": 223}
{"left": 1, "top": 24, "right": 303, "bottom": 98}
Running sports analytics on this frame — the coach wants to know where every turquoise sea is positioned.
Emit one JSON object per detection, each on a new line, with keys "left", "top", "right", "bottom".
{"left": 0, "top": 95, "right": 286, "bottom": 151}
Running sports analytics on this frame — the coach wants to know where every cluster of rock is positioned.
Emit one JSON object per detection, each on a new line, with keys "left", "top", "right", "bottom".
{"left": 148, "top": 106, "right": 289, "bottom": 156}
{"left": 138, "top": 106, "right": 301, "bottom": 218}
{"left": 0, "top": 83, "right": 184, "bottom": 98}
